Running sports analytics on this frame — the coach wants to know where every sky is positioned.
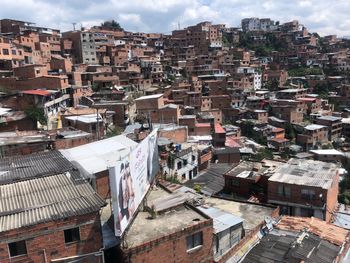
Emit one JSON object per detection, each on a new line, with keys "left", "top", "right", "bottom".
{"left": 1, "top": 0, "right": 350, "bottom": 37}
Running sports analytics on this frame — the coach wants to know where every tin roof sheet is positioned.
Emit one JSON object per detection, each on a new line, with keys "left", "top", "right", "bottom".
{"left": 268, "top": 158, "right": 338, "bottom": 189}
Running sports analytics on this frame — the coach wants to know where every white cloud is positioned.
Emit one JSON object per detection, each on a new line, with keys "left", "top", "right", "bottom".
{"left": 0, "top": 0, "right": 349, "bottom": 36}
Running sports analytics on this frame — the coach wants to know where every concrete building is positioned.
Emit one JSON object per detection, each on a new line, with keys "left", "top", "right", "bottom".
{"left": 296, "top": 124, "right": 328, "bottom": 150}
{"left": 197, "top": 206, "right": 243, "bottom": 261}
{"left": 342, "top": 117, "right": 350, "bottom": 139}
{"left": 62, "top": 31, "right": 97, "bottom": 64}
{"left": 119, "top": 187, "right": 214, "bottom": 263}
{"left": 270, "top": 104, "right": 303, "bottom": 124}
{"left": 224, "top": 160, "right": 283, "bottom": 202}
{"left": 241, "top": 18, "right": 276, "bottom": 32}
{"left": 62, "top": 114, "right": 104, "bottom": 137}
{"left": 315, "top": 115, "right": 342, "bottom": 141}
{"left": 276, "top": 88, "right": 307, "bottom": 100}
{"left": 135, "top": 94, "right": 167, "bottom": 123}
{"left": 310, "top": 149, "right": 345, "bottom": 163}
{"left": 162, "top": 142, "right": 199, "bottom": 182}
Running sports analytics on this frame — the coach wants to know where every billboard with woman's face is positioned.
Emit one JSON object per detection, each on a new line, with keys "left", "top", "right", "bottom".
{"left": 109, "top": 129, "right": 158, "bottom": 236}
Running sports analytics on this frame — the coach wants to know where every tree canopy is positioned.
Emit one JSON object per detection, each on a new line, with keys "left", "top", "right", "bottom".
{"left": 101, "top": 20, "right": 123, "bottom": 30}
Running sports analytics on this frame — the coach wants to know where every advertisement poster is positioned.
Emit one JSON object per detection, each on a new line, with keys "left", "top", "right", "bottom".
{"left": 147, "top": 129, "right": 159, "bottom": 183}
{"left": 109, "top": 129, "right": 158, "bottom": 236}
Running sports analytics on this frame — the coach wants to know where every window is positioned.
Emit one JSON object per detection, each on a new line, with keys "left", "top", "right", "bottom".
{"left": 186, "top": 231, "right": 203, "bottom": 251}
{"left": 11, "top": 49, "right": 16, "bottom": 55}
{"left": 277, "top": 185, "right": 291, "bottom": 197}
{"left": 64, "top": 227, "right": 80, "bottom": 244}
{"left": 301, "top": 189, "right": 315, "bottom": 200}
{"left": 231, "top": 179, "right": 239, "bottom": 187}
{"left": 177, "top": 162, "right": 182, "bottom": 170}
{"left": 8, "top": 240, "right": 27, "bottom": 257}
{"left": 300, "top": 208, "right": 314, "bottom": 217}
{"left": 3, "top": 48, "right": 9, "bottom": 55}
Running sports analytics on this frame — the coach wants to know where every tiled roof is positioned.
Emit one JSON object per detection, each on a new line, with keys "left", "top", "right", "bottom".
{"left": 195, "top": 123, "right": 211, "bottom": 128}
{"left": 22, "top": 89, "right": 51, "bottom": 96}
{"left": 0, "top": 173, "right": 105, "bottom": 232}
{"left": 276, "top": 216, "right": 349, "bottom": 246}
{"left": 214, "top": 123, "right": 225, "bottom": 134}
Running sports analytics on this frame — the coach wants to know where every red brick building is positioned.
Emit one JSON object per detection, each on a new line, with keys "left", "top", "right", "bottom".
{"left": 296, "top": 124, "right": 328, "bottom": 150}
{"left": 267, "top": 158, "right": 339, "bottom": 222}
{"left": 0, "top": 151, "right": 105, "bottom": 262}
{"left": 119, "top": 188, "right": 214, "bottom": 263}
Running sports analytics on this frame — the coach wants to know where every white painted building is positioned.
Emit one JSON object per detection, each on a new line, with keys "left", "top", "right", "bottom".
{"left": 163, "top": 143, "right": 199, "bottom": 182}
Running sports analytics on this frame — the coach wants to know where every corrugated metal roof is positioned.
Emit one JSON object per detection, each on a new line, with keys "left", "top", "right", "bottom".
{"left": 268, "top": 158, "right": 338, "bottom": 189}
{"left": 242, "top": 230, "right": 341, "bottom": 263}
{"left": 277, "top": 216, "right": 349, "bottom": 246}
{"left": 0, "top": 150, "right": 79, "bottom": 185}
{"left": 0, "top": 173, "right": 105, "bottom": 232}
{"left": 184, "top": 163, "right": 234, "bottom": 195}
{"left": 198, "top": 206, "right": 243, "bottom": 233}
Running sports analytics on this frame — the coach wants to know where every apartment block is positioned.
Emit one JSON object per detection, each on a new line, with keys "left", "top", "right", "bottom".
{"left": 268, "top": 158, "right": 339, "bottom": 222}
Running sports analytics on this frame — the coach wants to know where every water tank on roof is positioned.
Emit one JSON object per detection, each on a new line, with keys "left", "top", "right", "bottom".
{"left": 175, "top": 144, "right": 182, "bottom": 152}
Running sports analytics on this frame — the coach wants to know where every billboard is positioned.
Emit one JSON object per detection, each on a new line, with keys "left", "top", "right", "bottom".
{"left": 147, "top": 128, "right": 159, "bottom": 183}
{"left": 109, "top": 129, "right": 158, "bottom": 236}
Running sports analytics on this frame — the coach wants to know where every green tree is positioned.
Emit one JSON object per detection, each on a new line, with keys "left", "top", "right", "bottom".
{"left": 339, "top": 191, "right": 350, "bottom": 205}
{"left": 240, "top": 121, "right": 255, "bottom": 138}
{"left": 284, "top": 123, "right": 296, "bottom": 140}
{"left": 288, "top": 67, "right": 323, "bottom": 77}
{"left": 101, "top": 20, "right": 123, "bottom": 30}
{"left": 222, "top": 34, "right": 232, "bottom": 47}
{"left": 252, "top": 148, "right": 274, "bottom": 161}
{"left": 25, "top": 106, "right": 47, "bottom": 125}
{"left": 313, "top": 83, "right": 330, "bottom": 98}
{"left": 106, "top": 126, "right": 123, "bottom": 138}
{"left": 264, "top": 79, "right": 279, "bottom": 91}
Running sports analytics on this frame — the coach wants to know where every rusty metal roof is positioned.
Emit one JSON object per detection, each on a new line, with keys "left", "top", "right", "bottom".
{"left": 276, "top": 216, "right": 349, "bottom": 246}
{"left": 242, "top": 230, "right": 341, "bottom": 263}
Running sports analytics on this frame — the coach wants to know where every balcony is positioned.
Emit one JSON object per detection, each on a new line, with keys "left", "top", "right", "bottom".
{"left": 44, "top": 94, "right": 70, "bottom": 107}
{"left": 174, "top": 146, "right": 193, "bottom": 158}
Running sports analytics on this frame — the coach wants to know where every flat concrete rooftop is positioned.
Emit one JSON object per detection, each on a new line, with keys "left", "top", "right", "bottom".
{"left": 204, "top": 197, "right": 275, "bottom": 232}
{"left": 123, "top": 188, "right": 207, "bottom": 248}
